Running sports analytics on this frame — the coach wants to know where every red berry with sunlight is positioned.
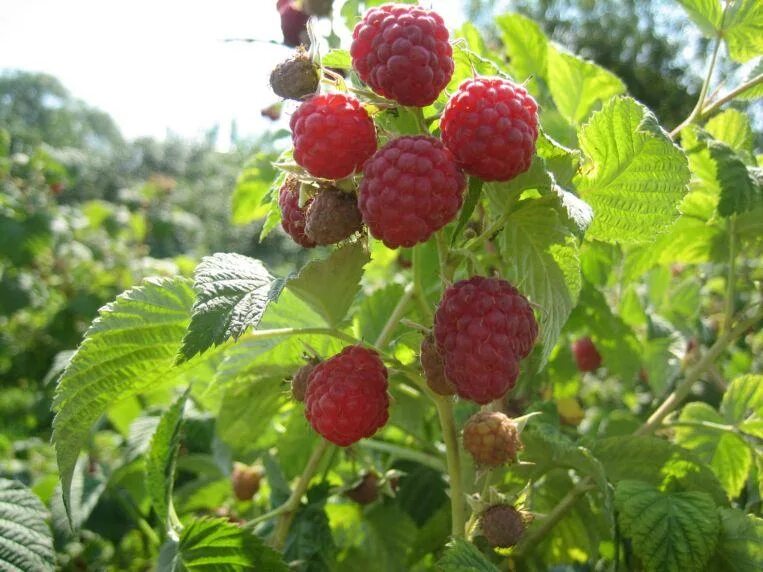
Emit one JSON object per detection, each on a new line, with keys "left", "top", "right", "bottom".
{"left": 434, "top": 276, "right": 538, "bottom": 404}
{"left": 358, "top": 136, "right": 465, "bottom": 248}
{"left": 278, "top": 0, "right": 309, "bottom": 47}
{"left": 441, "top": 77, "right": 539, "bottom": 181}
{"left": 278, "top": 176, "right": 316, "bottom": 248}
{"left": 305, "top": 346, "right": 389, "bottom": 446}
{"left": 290, "top": 93, "right": 377, "bottom": 180}
{"left": 572, "top": 336, "right": 602, "bottom": 372}
{"left": 350, "top": 4, "right": 454, "bottom": 107}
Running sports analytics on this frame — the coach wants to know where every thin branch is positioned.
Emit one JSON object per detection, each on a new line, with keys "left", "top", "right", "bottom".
{"left": 374, "top": 284, "right": 414, "bottom": 348}
{"left": 434, "top": 396, "right": 466, "bottom": 538}
{"left": 360, "top": 439, "right": 445, "bottom": 471}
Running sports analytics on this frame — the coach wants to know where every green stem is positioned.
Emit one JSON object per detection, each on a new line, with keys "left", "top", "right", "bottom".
{"left": 697, "top": 73, "right": 763, "bottom": 119}
{"left": 412, "top": 243, "right": 434, "bottom": 323}
{"left": 636, "top": 306, "right": 763, "bottom": 435}
{"left": 435, "top": 230, "right": 453, "bottom": 283}
{"left": 434, "top": 396, "right": 466, "bottom": 538}
{"left": 513, "top": 477, "right": 595, "bottom": 558}
{"left": 724, "top": 216, "right": 736, "bottom": 333}
{"left": 360, "top": 439, "right": 445, "bottom": 471}
{"left": 374, "top": 284, "right": 414, "bottom": 348}
{"left": 664, "top": 419, "right": 738, "bottom": 434}
{"left": 463, "top": 208, "right": 511, "bottom": 252}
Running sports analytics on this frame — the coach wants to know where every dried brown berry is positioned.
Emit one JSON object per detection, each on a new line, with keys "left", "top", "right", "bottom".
{"left": 345, "top": 472, "right": 380, "bottom": 505}
{"left": 231, "top": 462, "right": 262, "bottom": 501}
{"left": 420, "top": 334, "right": 455, "bottom": 396}
{"left": 463, "top": 411, "right": 522, "bottom": 466}
{"left": 480, "top": 504, "right": 525, "bottom": 548}
{"left": 291, "top": 361, "right": 319, "bottom": 402}
{"left": 270, "top": 48, "right": 320, "bottom": 100}
{"left": 305, "top": 188, "right": 363, "bottom": 245}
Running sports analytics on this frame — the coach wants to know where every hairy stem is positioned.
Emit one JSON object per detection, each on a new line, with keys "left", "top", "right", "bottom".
{"left": 636, "top": 306, "right": 763, "bottom": 435}
{"left": 697, "top": 73, "right": 763, "bottom": 119}
{"left": 724, "top": 216, "right": 737, "bottom": 333}
{"left": 360, "top": 439, "right": 445, "bottom": 471}
{"left": 434, "top": 396, "right": 466, "bottom": 538}
{"left": 513, "top": 477, "right": 595, "bottom": 558}
{"left": 412, "top": 243, "right": 434, "bottom": 322}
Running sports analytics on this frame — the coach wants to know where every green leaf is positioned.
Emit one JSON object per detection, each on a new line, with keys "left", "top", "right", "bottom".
{"left": 0, "top": 479, "right": 55, "bottom": 572}
{"left": 497, "top": 197, "right": 581, "bottom": 364}
{"left": 450, "top": 177, "right": 483, "bottom": 246}
{"left": 494, "top": 13, "right": 548, "bottom": 81}
{"left": 437, "top": 538, "right": 498, "bottom": 571}
{"left": 709, "top": 508, "right": 763, "bottom": 571}
{"left": 353, "top": 283, "right": 406, "bottom": 344}
{"left": 592, "top": 435, "right": 728, "bottom": 505}
{"left": 259, "top": 171, "right": 286, "bottom": 241}
{"left": 146, "top": 390, "right": 189, "bottom": 535}
{"left": 178, "top": 253, "right": 284, "bottom": 363}
{"left": 724, "top": 0, "right": 763, "bottom": 63}
{"left": 231, "top": 153, "right": 277, "bottom": 225}
{"left": 536, "top": 130, "right": 582, "bottom": 187}
{"left": 721, "top": 374, "right": 763, "bottom": 436}
{"left": 321, "top": 49, "right": 351, "bottom": 69}
{"left": 287, "top": 242, "right": 369, "bottom": 327}
{"left": 705, "top": 109, "right": 755, "bottom": 164}
{"left": 431, "top": 43, "right": 505, "bottom": 111}
{"left": 158, "top": 517, "right": 288, "bottom": 571}
{"left": 53, "top": 277, "right": 195, "bottom": 518}
{"left": 674, "top": 402, "right": 752, "bottom": 499}
{"left": 575, "top": 97, "right": 690, "bottom": 243}
{"left": 615, "top": 480, "right": 720, "bottom": 572}
{"left": 547, "top": 45, "right": 625, "bottom": 125}
{"left": 677, "top": 0, "right": 723, "bottom": 36}
{"left": 707, "top": 139, "right": 761, "bottom": 216}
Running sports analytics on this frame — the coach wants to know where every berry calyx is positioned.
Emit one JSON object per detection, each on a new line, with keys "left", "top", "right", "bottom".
{"left": 270, "top": 48, "right": 320, "bottom": 100}
{"left": 434, "top": 276, "right": 538, "bottom": 404}
{"left": 305, "top": 187, "right": 363, "bottom": 245}
{"left": 278, "top": 176, "right": 316, "bottom": 248}
{"left": 358, "top": 136, "right": 465, "bottom": 248}
{"left": 351, "top": 4, "right": 454, "bottom": 106}
{"left": 290, "top": 93, "right": 377, "bottom": 180}
{"left": 291, "top": 359, "right": 320, "bottom": 402}
{"left": 345, "top": 471, "right": 380, "bottom": 505}
{"left": 480, "top": 504, "right": 526, "bottom": 548}
{"left": 571, "top": 336, "right": 602, "bottom": 372}
{"left": 463, "top": 411, "right": 522, "bottom": 466}
{"left": 278, "top": 0, "right": 309, "bottom": 47}
{"left": 420, "top": 334, "right": 455, "bottom": 396}
{"left": 304, "top": 346, "right": 389, "bottom": 446}
{"left": 231, "top": 462, "right": 263, "bottom": 501}
{"left": 441, "top": 77, "right": 539, "bottom": 181}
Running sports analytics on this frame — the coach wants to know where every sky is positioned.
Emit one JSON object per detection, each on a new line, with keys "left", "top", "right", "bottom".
{"left": 0, "top": 1, "right": 464, "bottom": 143}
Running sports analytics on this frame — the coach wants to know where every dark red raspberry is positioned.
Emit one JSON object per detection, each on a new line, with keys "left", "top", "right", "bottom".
{"left": 480, "top": 504, "right": 526, "bottom": 548}
{"left": 231, "top": 462, "right": 263, "bottom": 501}
{"left": 278, "top": 1, "right": 309, "bottom": 48}
{"left": 290, "top": 93, "right": 377, "bottom": 180}
{"left": 270, "top": 47, "right": 320, "bottom": 100}
{"left": 305, "top": 188, "right": 363, "bottom": 245}
{"left": 420, "top": 334, "right": 455, "bottom": 396}
{"left": 434, "top": 277, "right": 538, "bottom": 404}
{"left": 305, "top": 346, "right": 389, "bottom": 446}
{"left": 358, "top": 136, "right": 465, "bottom": 248}
{"left": 572, "top": 336, "right": 602, "bottom": 372}
{"left": 441, "top": 77, "right": 539, "bottom": 181}
{"left": 278, "top": 176, "right": 316, "bottom": 248}
{"left": 463, "top": 411, "right": 522, "bottom": 466}
{"left": 345, "top": 471, "right": 380, "bottom": 505}
{"left": 350, "top": 4, "right": 454, "bottom": 107}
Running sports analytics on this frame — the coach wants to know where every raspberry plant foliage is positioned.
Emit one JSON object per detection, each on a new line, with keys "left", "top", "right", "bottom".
{"left": 48, "top": 1, "right": 763, "bottom": 570}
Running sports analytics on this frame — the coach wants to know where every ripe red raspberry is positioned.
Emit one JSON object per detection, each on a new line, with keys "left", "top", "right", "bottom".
{"left": 305, "top": 188, "right": 363, "bottom": 245}
{"left": 358, "top": 136, "right": 465, "bottom": 248}
{"left": 434, "top": 276, "right": 537, "bottom": 404}
{"left": 480, "top": 504, "right": 526, "bottom": 548}
{"left": 278, "top": 0, "right": 309, "bottom": 47}
{"left": 231, "top": 462, "right": 263, "bottom": 501}
{"left": 420, "top": 334, "right": 455, "bottom": 396}
{"left": 305, "top": 346, "right": 389, "bottom": 446}
{"left": 350, "top": 4, "right": 454, "bottom": 107}
{"left": 572, "top": 336, "right": 602, "bottom": 372}
{"left": 462, "top": 411, "right": 522, "bottom": 466}
{"left": 290, "top": 93, "right": 377, "bottom": 180}
{"left": 441, "top": 77, "right": 539, "bottom": 182}
{"left": 278, "top": 176, "right": 316, "bottom": 248}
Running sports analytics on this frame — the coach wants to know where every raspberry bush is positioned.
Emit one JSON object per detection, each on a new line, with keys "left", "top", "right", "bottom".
{"left": 45, "top": 2, "right": 763, "bottom": 571}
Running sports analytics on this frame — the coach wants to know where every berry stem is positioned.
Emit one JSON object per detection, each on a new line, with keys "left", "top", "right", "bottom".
{"left": 374, "top": 284, "right": 414, "bottom": 348}
{"left": 723, "top": 216, "right": 736, "bottom": 333}
{"left": 412, "top": 243, "right": 434, "bottom": 322}
{"left": 360, "top": 439, "right": 446, "bottom": 471}
{"left": 433, "top": 395, "right": 466, "bottom": 538}
{"left": 270, "top": 439, "right": 331, "bottom": 550}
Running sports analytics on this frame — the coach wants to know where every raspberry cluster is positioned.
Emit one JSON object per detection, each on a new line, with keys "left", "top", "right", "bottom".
{"left": 434, "top": 276, "right": 538, "bottom": 404}
{"left": 304, "top": 346, "right": 389, "bottom": 446}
